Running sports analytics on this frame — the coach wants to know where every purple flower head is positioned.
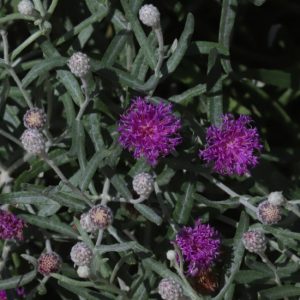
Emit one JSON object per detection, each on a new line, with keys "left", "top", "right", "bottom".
{"left": 0, "top": 210, "right": 25, "bottom": 240}
{"left": 199, "top": 114, "right": 262, "bottom": 176}
{"left": 0, "top": 291, "right": 7, "bottom": 300}
{"left": 118, "top": 97, "right": 182, "bottom": 165}
{"left": 175, "top": 220, "right": 220, "bottom": 277}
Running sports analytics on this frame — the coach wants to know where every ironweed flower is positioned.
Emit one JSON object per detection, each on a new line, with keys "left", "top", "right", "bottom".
{"left": 0, "top": 210, "right": 25, "bottom": 240}
{"left": 175, "top": 220, "right": 220, "bottom": 277}
{"left": 118, "top": 97, "right": 182, "bottom": 165}
{"left": 199, "top": 114, "right": 262, "bottom": 176}
{"left": 0, "top": 291, "right": 6, "bottom": 300}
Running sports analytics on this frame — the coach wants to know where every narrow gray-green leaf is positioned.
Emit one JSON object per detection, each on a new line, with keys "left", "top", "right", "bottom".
{"left": 259, "top": 286, "right": 300, "bottom": 299}
{"left": 0, "top": 270, "right": 37, "bottom": 289}
{"left": 20, "top": 214, "right": 78, "bottom": 238}
{"left": 22, "top": 57, "right": 66, "bottom": 87}
{"left": 57, "top": 70, "right": 84, "bottom": 106}
{"left": 134, "top": 203, "right": 162, "bottom": 226}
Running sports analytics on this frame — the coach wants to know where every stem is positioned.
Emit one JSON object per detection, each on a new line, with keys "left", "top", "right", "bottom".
{"left": 45, "top": 239, "right": 52, "bottom": 252}
{"left": 95, "top": 229, "right": 104, "bottom": 247}
{"left": 239, "top": 197, "right": 257, "bottom": 213}
{"left": 100, "top": 178, "right": 111, "bottom": 205}
{"left": 154, "top": 24, "right": 164, "bottom": 76}
{"left": 0, "top": 129, "right": 23, "bottom": 148}
{"left": 129, "top": 196, "right": 146, "bottom": 204}
{"left": 0, "top": 13, "right": 34, "bottom": 24}
{"left": 76, "top": 77, "right": 91, "bottom": 121}
{"left": 32, "top": 0, "right": 46, "bottom": 17}
{"left": 40, "top": 152, "right": 93, "bottom": 207}
{"left": 0, "top": 241, "right": 11, "bottom": 276}
{"left": 199, "top": 172, "right": 239, "bottom": 197}
{"left": 47, "top": 0, "right": 60, "bottom": 15}
{"left": 0, "top": 30, "right": 9, "bottom": 63}
{"left": 11, "top": 30, "right": 43, "bottom": 61}
{"left": 285, "top": 202, "right": 300, "bottom": 218}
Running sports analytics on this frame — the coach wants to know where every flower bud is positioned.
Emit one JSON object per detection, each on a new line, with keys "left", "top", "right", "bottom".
{"left": 132, "top": 172, "right": 154, "bottom": 198}
{"left": 77, "top": 265, "right": 90, "bottom": 278}
{"left": 23, "top": 107, "right": 46, "bottom": 130}
{"left": 243, "top": 230, "right": 267, "bottom": 254}
{"left": 158, "top": 278, "right": 183, "bottom": 300}
{"left": 38, "top": 252, "right": 62, "bottom": 276}
{"left": 89, "top": 205, "right": 113, "bottom": 229}
{"left": 80, "top": 212, "right": 97, "bottom": 233}
{"left": 166, "top": 250, "right": 176, "bottom": 261}
{"left": 68, "top": 52, "right": 90, "bottom": 78}
{"left": 21, "top": 129, "right": 45, "bottom": 154}
{"left": 18, "top": 0, "right": 34, "bottom": 16}
{"left": 257, "top": 200, "right": 281, "bottom": 225}
{"left": 139, "top": 4, "right": 160, "bottom": 28}
{"left": 70, "top": 242, "right": 93, "bottom": 267}
{"left": 267, "top": 191, "right": 285, "bottom": 206}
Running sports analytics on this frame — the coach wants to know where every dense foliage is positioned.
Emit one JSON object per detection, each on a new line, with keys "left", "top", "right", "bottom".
{"left": 1, "top": 0, "right": 300, "bottom": 299}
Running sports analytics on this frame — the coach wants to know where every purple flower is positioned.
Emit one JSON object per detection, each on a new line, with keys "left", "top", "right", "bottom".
{"left": 118, "top": 97, "right": 182, "bottom": 165}
{"left": 199, "top": 114, "right": 262, "bottom": 176}
{"left": 175, "top": 220, "right": 220, "bottom": 277}
{"left": 0, "top": 291, "right": 7, "bottom": 300}
{"left": 0, "top": 210, "right": 25, "bottom": 240}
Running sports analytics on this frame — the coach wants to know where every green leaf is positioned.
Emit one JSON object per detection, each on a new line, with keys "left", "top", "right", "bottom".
{"left": 207, "top": 48, "right": 223, "bottom": 126}
{"left": 73, "top": 218, "right": 94, "bottom": 249}
{"left": 22, "top": 57, "right": 66, "bottom": 87}
{"left": 213, "top": 212, "right": 249, "bottom": 300}
{"left": 259, "top": 286, "right": 300, "bottom": 299}
{"left": 166, "top": 13, "right": 195, "bottom": 74}
{"left": 61, "top": 93, "right": 76, "bottom": 127}
{"left": 120, "top": 0, "right": 156, "bottom": 70}
{"left": 0, "top": 270, "right": 37, "bottom": 289}
{"left": 20, "top": 214, "right": 78, "bottom": 238}
{"left": 57, "top": 70, "right": 84, "bottom": 106}
{"left": 52, "top": 192, "right": 87, "bottom": 211}
{"left": 111, "top": 174, "right": 132, "bottom": 199}
{"left": 95, "top": 241, "right": 149, "bottom": 255}
{"left": 58, "top": 282, "right": 104, "bottom": 300}
{"left": 173, "top": 182, "right": 195, "bottom": 224}
{"left": 85, "top": 113, "right": 105, "bottom": 152}
{"left": 0, "top": 191, "right": 53, "bottom": 205}
{"left": 100, "top": 30, "right": 131, "bottom": 68}
{"left": 169, "top": 83, "right": 206, "bottom": 104}
{"left": 134, "top": 203, "right": 162, "bottom": 226}
{"left": 79, "top": 151, "right": 108, "bottom": 191}
{"left": 218, "top": 0, "right": 237, "bottom": 73}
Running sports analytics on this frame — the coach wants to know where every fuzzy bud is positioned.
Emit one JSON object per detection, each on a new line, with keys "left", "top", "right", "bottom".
{"left": 70, "top": 242, "right": 93, "bottom": 267}
{"left": 89, "top": 205, "right": 113, "bottom": 229}
{"left": 243, "top": 230, "right": 267, "bottom": 254}
{"left": 139, "top": 4, "right": 160, "bottom": 28}
{"left": 158, "top": 278, "right": 183, "bottom": 300}
{"left": 68, "top": 52, "right": 90, "bottom": 78}
{"left": 267, "top": 191, "right": 285, "bottom": 206}
{"left": 21, "top": 129, "right": 45, "bottom": 154}
{"left": 38, "top": 252, "right": 62, "bottom": 276}
{"left": 80, "top": 212, "right": 97, "bottom": 233}
{"left": 18, "top": 0, "right": 34, "bottom": 16}
{"left": 132, "top": 172, "right": 154, "bottom": 198}
{"left": 166, "top": 250, "right": 176, "bottom": 261}
{"left": 257, "top": 200, "right": 282, "bottom": 225}
{"left": 77, "top": 265, "right": 90, "bottom": 278}
{"left": 23, "top": 107, "right": 46, "bottom": 130}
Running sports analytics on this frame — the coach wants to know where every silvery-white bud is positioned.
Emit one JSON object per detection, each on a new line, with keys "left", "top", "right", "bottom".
{"left": 257, "top": 200, "right": 282, "bottom": 225}
{"left": 68, "top": 52, "right": 90, "bottom": 78}
{"left": 267, "top": 191, "right": 285, "bottom": 206}
{"left": 70, "top": 242, "right": 93, "bottom": 267}
{"left": 132, "top": 172, "right": 154, "bottom": 198}
{"left": 243, "top": 230, "right": 267, "bottom": 254}
{"left": 18, "top": 0, "right": 34, "bottom": 16}
{"left": 158, "top": 278, "right": 183, "bottom": 300}
{"left": 21, "top": 129, "right": 45, "bottom": 154}
{"left": 166, "top": 250, "right": 176, "bottom": 261}
{"left": 77, "top": 265, "right": 90, "bottom": 278}
{"left": 23, "top": 107, "right": 46, "bottom": 130}
{"left": 139, "top": 4, "right": 160, "bottom": 28}
{"left": 80, "top": 212, "right": 97, "bottom": 233}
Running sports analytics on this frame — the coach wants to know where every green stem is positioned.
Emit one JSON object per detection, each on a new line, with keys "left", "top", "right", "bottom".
{"left": 40, "top": 152, "right": 93, "bottom": 207}
{"left": 0, "top": 241, "right": 11, "bottom": 276}
{"left": 47, "top": 0, "right": 60, "bottom": 15}
{"left": 95, "top": 229, "right": 104, "bottom": 247}
{"left": 0, "top": 129, "right": 23, "bottom": 148}
{"left": 285, "top": 202, "right": 300, "bottom": 218}
{"left": 11, "top": 30, "right": 44, "bottom": 61}
{"left": 33, "top": 0, "right": 46, "bottom": 16}
{"left": 154, "top": 24, "right": 164, "bottom": 76}
{"left": 239, "top": 197, "right": 257, "bottom": 213}
{"left": 0, "top": 13, "right": 34, "bottom": 24}
{"left": 76, "top": 77, "right": 91, "bottom": 121}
